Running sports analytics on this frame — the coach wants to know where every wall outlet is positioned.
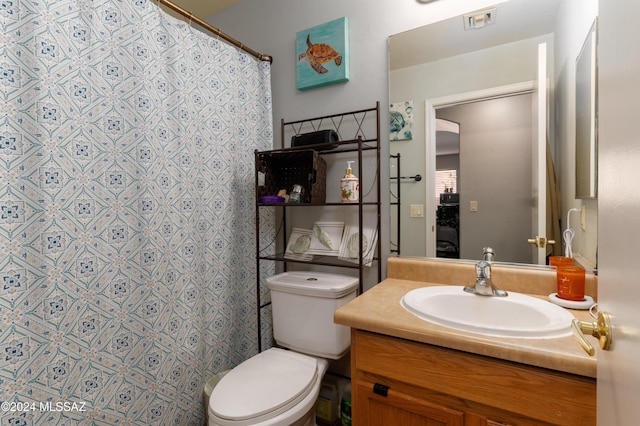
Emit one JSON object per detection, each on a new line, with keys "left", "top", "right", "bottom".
{"left": 470, "top": 200, "right": 478, "bottom": 212}
{"left": 410, "top": 204, "right": 424, "bottom": 218}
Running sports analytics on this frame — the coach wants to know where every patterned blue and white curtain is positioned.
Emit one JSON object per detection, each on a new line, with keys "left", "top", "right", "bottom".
{"left": 1, "top": 0, "right": 274, "bottom": 424}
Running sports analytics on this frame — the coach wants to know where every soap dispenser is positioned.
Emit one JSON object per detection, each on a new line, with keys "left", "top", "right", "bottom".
{"left": 340, "top": 161, "right": 359, "bottom": 203}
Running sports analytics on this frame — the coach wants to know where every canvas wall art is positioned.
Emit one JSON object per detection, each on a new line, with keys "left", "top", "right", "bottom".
{"left": 296, "top": 17, "right": 349, "bottom": 91}
{"left": 390, "top": 100, "right": 414, "bottom": 141}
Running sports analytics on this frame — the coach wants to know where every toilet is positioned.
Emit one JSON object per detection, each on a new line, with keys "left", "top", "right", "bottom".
{"left": 208, "top": 271, "right": 359, "bottom": 426}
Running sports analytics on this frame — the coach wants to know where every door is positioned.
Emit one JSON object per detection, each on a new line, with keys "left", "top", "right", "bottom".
{"left": 530, "top": 42, "right": 548, "bottom": 264}
{"left": 596, "top": 0, "right": 640, "bottom": 422}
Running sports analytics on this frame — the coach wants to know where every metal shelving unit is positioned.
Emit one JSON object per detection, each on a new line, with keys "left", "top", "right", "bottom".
{"left": 254, "top": 103, "right": 381, "bottom": 351}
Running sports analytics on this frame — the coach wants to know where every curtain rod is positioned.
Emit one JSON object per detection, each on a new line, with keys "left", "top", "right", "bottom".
{"left": 156, "top": 0, "right": 273, "bottom": 63}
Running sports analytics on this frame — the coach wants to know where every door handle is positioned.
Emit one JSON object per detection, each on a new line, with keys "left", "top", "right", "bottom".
{"left": 571, "top": 311, "right": 612, "bottom": 356}
{"left": 527, "top": 236, "right": 556, "bottom": 248}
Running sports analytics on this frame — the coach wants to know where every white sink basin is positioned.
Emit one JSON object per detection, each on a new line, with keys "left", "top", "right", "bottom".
{"left": 401, "top": 286, "right": 574, "bottom": 339}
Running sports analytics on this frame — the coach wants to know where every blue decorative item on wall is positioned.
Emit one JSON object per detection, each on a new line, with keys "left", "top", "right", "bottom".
{"left": 390, "top": 100, "right": 414, "bottom": 140}
{"left": 296, "top": 17, "right": 349, "bottom": 91}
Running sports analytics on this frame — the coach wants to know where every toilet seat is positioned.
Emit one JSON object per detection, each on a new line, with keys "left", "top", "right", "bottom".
{"left": 209, "top": 348, "right": 319, "bottom": 425}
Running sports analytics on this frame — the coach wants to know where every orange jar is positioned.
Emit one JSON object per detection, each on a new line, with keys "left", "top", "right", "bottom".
{"left": 556, "top": 266, "right": 586, "bottom": 301}
{"left": 549, "top": 256, "right": 574, "bottom": 267}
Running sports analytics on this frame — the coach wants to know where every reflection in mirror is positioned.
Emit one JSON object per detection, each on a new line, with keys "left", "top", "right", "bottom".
{"left": 389, "top": 0, "right": 598, "bottom": 268}
{"left": 437, "top": 94, "right": 536, "bottom": 264}
{"left": 575, "top": 19, "right": 598, "bottom": 199}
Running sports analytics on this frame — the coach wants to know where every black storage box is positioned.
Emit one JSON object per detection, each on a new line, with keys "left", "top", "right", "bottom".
{"left": 291, "top": 130, "right": 339, "bottom": 151}
{"left": 256, "top": 150, "right": 327, "bottom": 203}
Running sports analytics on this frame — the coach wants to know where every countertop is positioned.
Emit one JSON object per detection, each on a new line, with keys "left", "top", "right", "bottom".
{"left": 334, "top": 258, "right": 597, "bottom": 378}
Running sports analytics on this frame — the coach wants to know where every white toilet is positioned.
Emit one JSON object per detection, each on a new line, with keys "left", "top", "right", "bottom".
{"left": 208, "top": 271, "right": 358, "bottom": 426}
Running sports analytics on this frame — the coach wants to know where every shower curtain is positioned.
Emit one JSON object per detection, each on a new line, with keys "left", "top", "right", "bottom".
{"left": 1, "top": 0, "right": 274, "bottom": 424}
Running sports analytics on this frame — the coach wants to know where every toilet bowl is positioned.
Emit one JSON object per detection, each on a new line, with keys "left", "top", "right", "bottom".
{"left": 208, "top": 272, "right": 358, "bottom": 426}
{"left": 208, "top": 348, "right": 328, "bottom": 425}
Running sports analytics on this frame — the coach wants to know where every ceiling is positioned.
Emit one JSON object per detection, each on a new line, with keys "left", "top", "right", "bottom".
{"left": 160, "top": 0, "right": 241, "bottom": 20}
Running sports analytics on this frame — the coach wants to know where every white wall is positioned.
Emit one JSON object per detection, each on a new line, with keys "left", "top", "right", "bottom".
{"left": 206, "top": 0, "right": 501, "bottom": 286}
{"left": 207, "top": 0, "right": 500, "bottom": 142}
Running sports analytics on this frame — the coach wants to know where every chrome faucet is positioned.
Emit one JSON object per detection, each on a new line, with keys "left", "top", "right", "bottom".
{"left": 463, "top": 260, "right": 508, "bottom": 297}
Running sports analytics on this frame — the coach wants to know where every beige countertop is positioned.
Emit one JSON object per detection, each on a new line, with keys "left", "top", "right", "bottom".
{"left": 334, "top": 257, "right": 597, "bottom": 378}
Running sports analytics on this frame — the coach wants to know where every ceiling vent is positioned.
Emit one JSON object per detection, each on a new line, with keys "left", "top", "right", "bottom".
{"left": 463, "top": 8, "right": 497, "bottom": 30}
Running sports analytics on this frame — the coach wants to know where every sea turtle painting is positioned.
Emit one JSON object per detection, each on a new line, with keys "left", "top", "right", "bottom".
{"left": 298, "top": 34, "right": 342, "bottom": 74}
{"left": 296, "top": 17, "right": 349, "bottom": 90}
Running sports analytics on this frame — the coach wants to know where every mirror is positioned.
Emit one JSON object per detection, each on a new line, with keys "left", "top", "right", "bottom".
{"left": 389, "top": 0, "right": 599, "bottom": 266}
{"left": 575, "top": 19, "right": 598, "bottom": 199}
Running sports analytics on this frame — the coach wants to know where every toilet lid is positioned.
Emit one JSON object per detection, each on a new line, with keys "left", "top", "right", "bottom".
{"left": 209, "top": 348, "right": 318, "bottom": 422}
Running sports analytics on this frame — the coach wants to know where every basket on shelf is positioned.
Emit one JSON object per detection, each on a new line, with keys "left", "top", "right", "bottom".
{"left": 256, "top": 149, "right": 327, "bottom": 203}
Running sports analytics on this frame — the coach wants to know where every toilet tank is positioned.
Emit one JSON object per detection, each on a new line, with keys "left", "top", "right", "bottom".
{"left": 266, "top": 272, "right": 359, "bottom": 360}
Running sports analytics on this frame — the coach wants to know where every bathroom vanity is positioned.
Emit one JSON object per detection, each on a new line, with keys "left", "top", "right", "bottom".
{"left": 334, "top": 258, "right": 597, "bottom": 425}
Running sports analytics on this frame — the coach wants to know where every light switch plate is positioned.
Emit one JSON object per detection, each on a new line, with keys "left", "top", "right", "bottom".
{"left": 410, "top": 204, "right": 424, "bottom": 218}
{"left": 470, "top": 201, "right": 478, "bottom": 212}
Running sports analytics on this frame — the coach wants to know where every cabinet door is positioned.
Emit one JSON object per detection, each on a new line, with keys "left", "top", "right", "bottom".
{"left": 354, "top": 382, "right": 464, "bottom": 426}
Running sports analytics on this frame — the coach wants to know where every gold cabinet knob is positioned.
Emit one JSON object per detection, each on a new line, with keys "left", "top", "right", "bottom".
{"left": 571, "top": 311, "right": 612, "bottom": 356}
{"left": 527, "top": 236, "right": 556, "bottom": 248}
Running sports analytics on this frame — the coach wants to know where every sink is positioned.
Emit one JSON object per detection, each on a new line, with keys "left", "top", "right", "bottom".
{"left": 401, "top": 286, "right": 574, "bottom": 338}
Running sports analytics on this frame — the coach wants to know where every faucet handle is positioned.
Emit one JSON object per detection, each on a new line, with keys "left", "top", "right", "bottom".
{"left": 475, "top": 260, "right": 491, "bottom": 279}
{"left": 465, "top": 260, "right": 507, "bottom": 297}
{"left": 482, "top": 247, "right": 495, "bottom": 261}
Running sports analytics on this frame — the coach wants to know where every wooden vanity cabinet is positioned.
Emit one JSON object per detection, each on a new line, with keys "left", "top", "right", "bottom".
{"left": 351, "top": 330, "right": 596, "bottom": 426}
